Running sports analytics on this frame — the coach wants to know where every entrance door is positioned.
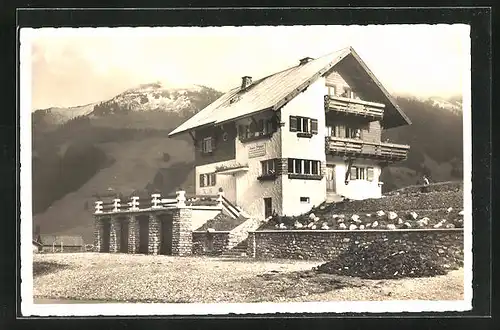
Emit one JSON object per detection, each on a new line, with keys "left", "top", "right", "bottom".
{"left": 206, "top": 233, "right": 214, "bottom": 253}
{"left": 138, "top": 215, "right": 149, "bottom": 254}
{"left": 119, "top": 218, "right": 129, "bottom": 253}
{"left": 160, "top": 214, "right": 173, "bottom": 255}
{"left": 326, "top": 165, "right": 336, "bottom": 192}
{"left": 264, "top": 197, "right": 272, "bottom": 219}
{"left": 101, "top": 219, "right": 111, "bottom": 252}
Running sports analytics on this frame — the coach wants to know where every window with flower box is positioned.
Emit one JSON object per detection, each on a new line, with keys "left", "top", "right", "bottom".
{"left": 287, "top": 158, "right": 322, "bottom": 180}
{"left": 258, "top": 159, "right": 278, "bottom": 181}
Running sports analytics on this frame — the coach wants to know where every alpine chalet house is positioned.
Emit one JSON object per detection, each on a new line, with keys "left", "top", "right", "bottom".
{"left": 168, "top": 47, "right": 411, "bottom": 220}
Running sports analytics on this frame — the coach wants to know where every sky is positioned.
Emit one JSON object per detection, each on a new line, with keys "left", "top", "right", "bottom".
{"left": 23, "top": 25, "right": 470, "bottom": 110}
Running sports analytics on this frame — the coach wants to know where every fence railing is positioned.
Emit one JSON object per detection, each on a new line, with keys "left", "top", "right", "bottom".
{"left": 94, "top": 190, "right": 225, "bottom": 215}
{"left": 326, "top": 136, "right": 410, "bottom": 161}
{"left": 324, "top": 95, "right": 385, "bottom": 119}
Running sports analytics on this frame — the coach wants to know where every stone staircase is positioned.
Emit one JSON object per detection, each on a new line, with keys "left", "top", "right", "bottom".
{"left": 220, "top": 239, "right": 249, "bottom": 257}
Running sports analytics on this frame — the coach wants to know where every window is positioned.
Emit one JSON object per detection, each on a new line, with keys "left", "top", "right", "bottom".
{"left": 294, "top": 159, "right": 303, "bottom": 174}
{"left": 239, "top": 117, "right": 276, "bottom": 141}
{"left": 288, "top": 159, "right": 321, "bottom": 179}
{"left": 312, "top": 162, "right": 319, "bottom": 175}
{"left": 341, "top": 87, "right": 355, "bottom": 98}
{"left": 345, "top": 126, "right": 361, "bottom": 139}
{"left": 300, "top": 197, "right": 310, "bottom": 203}
{"left": 304, "top": 160, "right": 311, "bottom": 174}
{"left": 348, "top": 166, "right": 374, "bottom": 181}
{"left": 258, "top": 159, "right": 279, "bottom": 181}
{"left": 202, "top": 137, "right": 213, "bottom": 153}
{"left": 358, "top": 167, "right": 366, "bottom": 180}
{"left": 327, "top": 86, "right": 336, "bottom": 97}
{"left": 328, "top": 124, "right": 343, "bottom": 137}
{"left": 199, "top": 173, "right": 216, "bottom": 187}
{"left": 261, "top": 159, "right": 276, "bottom": 175}
{"left": 289, "top": 116, "right": 318, "bottom": 135}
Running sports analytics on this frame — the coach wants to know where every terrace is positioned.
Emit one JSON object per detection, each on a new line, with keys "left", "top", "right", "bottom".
{"left": 325, "top": 136, "right": 410, "bottom": 161}
{"left": 324, "top": 95, "right": 385, "bottom": 121}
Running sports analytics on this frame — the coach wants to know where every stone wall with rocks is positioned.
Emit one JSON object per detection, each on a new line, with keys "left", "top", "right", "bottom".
{"left": 332, "top": 191, "right": 463, "bottom": 213}
{"left": 248, "top": 229, "right": 464, "bottom": 262}
{"left": 192, "top": 231, "right": 230, "bottom": 256}
{"left": 172, "top": 208, "right": 193, "bottom": 256}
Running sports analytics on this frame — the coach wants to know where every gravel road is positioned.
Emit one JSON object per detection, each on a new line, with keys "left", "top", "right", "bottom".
{"left": 33, "top": 253, "right": 463, "bottom": 303}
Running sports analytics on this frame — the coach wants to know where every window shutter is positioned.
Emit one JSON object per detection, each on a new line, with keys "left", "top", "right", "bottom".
{"left": 289, "top": 116, "right": 297, "bottom": 132}
{"left": 350, "top": 166, "right": 357, "bottom": 180}
{"left": 367, "top": 167, "right": 374, "bottom": 181}
{"left": 311, "top": 119, "right": 318, "bottom": 134}
{"left": 238, "top": 125, "right": 245, "bottom": 139}
{"left": 199, "top": 174, "right": 205, "bottom": 187}
{"left": 196, "top": 140, "right": 202, "bottom": 152}
{"left": 210, "top": 136, "right": 216, "bottom": 151}
{"left": 288, "top": 158, "right": 294, "bottom": 174}
{"left": 212, "top": 173, "right": 217, "bottom": 185}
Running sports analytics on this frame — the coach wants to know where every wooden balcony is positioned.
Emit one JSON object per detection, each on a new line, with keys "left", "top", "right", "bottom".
{"left": 324, "top": 95, "right": 385, "bottom": 120}
{"left": 325, "top": 136, "right": 410, "bottom": 161}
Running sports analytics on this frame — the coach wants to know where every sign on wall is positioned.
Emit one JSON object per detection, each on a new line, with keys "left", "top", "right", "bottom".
{"left": 248, "top": 144, "right": 266, "bottom": 158}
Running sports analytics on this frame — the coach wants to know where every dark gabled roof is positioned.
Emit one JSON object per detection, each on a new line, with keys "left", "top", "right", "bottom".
{"left": 168, "top": 46, "right": 410, "bottom": 137}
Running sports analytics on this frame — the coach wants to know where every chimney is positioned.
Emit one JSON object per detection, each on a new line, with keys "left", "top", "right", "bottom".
{"left": 299, "top": 57, "right": 314, "bottom": 65}
{"left": 241, "top": 76, "right": 252, "bottom": 90}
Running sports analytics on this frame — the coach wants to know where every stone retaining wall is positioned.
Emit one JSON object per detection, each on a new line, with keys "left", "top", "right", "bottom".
{"left": 248, "top": 229, "right": 464, "bottom": 261}
{"left": 192, "top": 231, "right": 230, "bottom": 255}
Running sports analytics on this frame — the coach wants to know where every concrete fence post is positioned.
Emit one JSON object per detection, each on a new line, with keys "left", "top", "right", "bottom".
{"left": 176, "top": 190, "right": 186, "bottom": 207}
{"left": 151, "top": 193, "right": 162, "bottom": 209}
{"left": 217, "top": 191, "right": 224, "bottom": 207}
{"left": 113, "top": 199, "right": 121, "bottom": 212}
{"left": 95, "top": 201, "right": 103, "bottom": 214}
{"left": 129, "top": 196, "right": 140, "bottom": 211}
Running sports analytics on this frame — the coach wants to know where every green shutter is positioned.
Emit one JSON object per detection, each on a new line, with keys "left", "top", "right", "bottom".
{"left": 311, "top": 119, "right": 318, "bottom": 134}
{"left": 289, "top": 116, "right": 297, "bottom": 132}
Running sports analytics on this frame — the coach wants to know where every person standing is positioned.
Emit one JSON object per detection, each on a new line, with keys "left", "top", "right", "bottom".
{"left": 422, "top": 175, "right": 430, "bottom": 193}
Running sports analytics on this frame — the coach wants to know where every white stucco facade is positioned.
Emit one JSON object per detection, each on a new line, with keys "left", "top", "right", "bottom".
{"left": 196, "top": 111, "right": 283, "bottom": 220}
{"left": 326, "top": 157, "right": 383, "bottom": 200}
{"left": 280, "top": 78, "right": 327, "bottom": 216}
{"left": 195, "top": 75, "right": 395, "bottom": 219}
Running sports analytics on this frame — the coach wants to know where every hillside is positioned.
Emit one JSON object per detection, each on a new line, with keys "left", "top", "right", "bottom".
{"left": 31, "top": 84, "right": 463, "bottom": 243}
{"left": 380, "top": 96, "right": 463, "bottom": 191}
{"left": 32, "top": 83, "right": 222, "bottom": 242}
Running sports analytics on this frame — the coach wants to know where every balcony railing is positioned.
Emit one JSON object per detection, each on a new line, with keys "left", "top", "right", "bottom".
{"left": 325, "top": 136, "right": 410, "bottom": 161}
{"left": 324, "top": 95, "right": 385, "bottom": 120}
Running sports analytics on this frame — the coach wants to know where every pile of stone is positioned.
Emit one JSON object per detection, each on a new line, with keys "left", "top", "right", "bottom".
{"left": 314, "top": 240, "right": 456, "bottom": 280}
{"left": 266, "top": 209, "right": 464, "bottom": 231}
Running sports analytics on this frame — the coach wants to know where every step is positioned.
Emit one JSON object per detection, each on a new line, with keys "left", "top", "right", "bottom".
{"left": 221, "top": 253, "right": 248, "bottom": 258}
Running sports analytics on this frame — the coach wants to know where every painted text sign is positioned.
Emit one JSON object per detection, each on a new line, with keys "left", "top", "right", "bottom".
{"left": 248, "top": 144, "right": 266, "bottom": 158}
